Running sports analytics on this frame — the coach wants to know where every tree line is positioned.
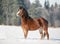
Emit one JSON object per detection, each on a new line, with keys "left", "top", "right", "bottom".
{"left": 0, "top": 0, "right": 60, "bottom": 27}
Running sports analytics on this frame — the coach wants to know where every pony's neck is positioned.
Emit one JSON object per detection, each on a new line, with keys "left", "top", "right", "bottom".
{"left": 22, "top": 15, "right": 31, "bottom": 20}
{"left": 21, "top": 15, "right": 28, "bottom": 23}
{"left": 21, "top": 15, "right": 32, "bottom": 24}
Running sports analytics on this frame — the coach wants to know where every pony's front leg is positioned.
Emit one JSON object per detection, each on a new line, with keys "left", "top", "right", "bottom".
{"left": 23, "top": 29, "right": 28, "bottom": 39}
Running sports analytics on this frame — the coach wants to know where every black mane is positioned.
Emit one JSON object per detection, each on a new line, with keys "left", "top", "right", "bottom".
{"left": 19, "top": 6, "right": 32, "bottom": 20}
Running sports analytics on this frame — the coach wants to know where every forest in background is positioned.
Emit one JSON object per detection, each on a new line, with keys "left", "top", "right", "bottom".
{"left": 0, "top": 0, "right": 60, "bottom": 27}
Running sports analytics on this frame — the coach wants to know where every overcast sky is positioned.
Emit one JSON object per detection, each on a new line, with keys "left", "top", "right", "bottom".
{"left": 29, "top": 0, "right": 60, "bottom": 7}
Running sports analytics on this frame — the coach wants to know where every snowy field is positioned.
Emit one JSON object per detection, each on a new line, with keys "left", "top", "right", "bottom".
{"left": 0, "top": 25, "right": 60, "bottom": 44}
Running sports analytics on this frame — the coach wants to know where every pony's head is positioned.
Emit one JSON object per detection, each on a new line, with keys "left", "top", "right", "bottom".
{"left": 16, "top": 6, "right": 28, "bottom": 17}
{"left": 16, "top": 6, "right": 24, "bottom": 17}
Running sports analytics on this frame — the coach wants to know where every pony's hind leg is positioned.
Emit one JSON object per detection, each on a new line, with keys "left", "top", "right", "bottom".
{"left": 44, "top": 28, "right": 49, "bottom": 40}
{"left": 39, "top": 28, "right": 43, "bottom": 39}
{"left": 43, "top": 32, "right": 46, "bottom": 38}
{"left": 46, "top": 31, "right": 49, "bottom": 40}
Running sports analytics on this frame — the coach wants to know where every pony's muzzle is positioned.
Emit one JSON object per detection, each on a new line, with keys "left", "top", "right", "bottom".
{"left": 16, "top": 14, "right": 19, "bottom": 17}
{"left": 16, "top": 11, "right": 20, "bottom": 17}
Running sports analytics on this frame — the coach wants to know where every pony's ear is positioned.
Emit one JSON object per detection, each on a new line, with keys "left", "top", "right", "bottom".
{"left": 19, "top": 6, "right": 23, "bottom": 9}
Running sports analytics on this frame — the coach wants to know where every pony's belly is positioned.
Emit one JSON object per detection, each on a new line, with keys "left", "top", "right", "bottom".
{"left": 29, "top": 26, "right": 40, "bottom": 31}
{"left": 28, "top": 22, "right": 40, "bottom": 30}
{"left": 21, "top": 24, "right": 40, "bottom": 31}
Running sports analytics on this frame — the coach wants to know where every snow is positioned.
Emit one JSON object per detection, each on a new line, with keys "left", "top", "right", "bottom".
{"left": 0, "top": 25, "right": 60, "bottom": 44}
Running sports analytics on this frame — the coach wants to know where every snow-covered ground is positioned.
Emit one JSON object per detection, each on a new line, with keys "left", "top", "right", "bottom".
{"left": 0, "top": 25, "right": 60, "bottom": 44}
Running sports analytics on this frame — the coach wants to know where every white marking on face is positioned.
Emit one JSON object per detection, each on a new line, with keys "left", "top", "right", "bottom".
{"left": 16, "top": 11, "right": 20, "bottom": 17}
